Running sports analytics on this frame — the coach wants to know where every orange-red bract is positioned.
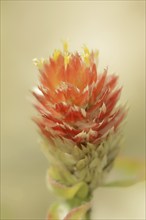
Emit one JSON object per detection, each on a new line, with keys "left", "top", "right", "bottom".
{"left": 33, "top": 47, "right": 126, "bottom": 146}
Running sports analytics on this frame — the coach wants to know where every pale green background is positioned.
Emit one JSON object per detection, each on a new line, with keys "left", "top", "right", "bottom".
{"left": 1, "top": 1, "right": 145, "bottom": 219}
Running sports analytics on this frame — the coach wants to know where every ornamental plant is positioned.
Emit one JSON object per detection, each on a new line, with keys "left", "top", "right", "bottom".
{"left": 32, "top": 43, "right": 145, "bottom": 220}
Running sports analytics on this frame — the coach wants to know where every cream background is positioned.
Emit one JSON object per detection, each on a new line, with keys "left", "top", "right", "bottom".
{"left": 1, "top": 1, "right": 145, "bottom": 219}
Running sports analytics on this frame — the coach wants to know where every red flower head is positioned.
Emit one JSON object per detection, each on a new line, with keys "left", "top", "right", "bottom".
{"left": 33, "top": 43, "right": 125, "bottom": 147}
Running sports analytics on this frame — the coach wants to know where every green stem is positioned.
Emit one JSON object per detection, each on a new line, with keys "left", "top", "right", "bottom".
{"left": 85, "top": 208, "right": 92, "bottom": 220}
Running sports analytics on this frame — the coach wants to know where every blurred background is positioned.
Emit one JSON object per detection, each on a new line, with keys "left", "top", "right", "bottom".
{"left": 1, "top": 1, "right": 145, "bottom": 219}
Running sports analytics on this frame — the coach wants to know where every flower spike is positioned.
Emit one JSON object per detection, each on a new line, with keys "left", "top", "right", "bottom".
{"left": 32, "top": 43, "right": 143, "bottom": 220}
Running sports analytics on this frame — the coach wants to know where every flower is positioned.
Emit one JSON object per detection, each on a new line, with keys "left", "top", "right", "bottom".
{"left": 32, "top": 43, "right": 126, "bottom": 193}
{"left": 32, "top": 44, "right": 146, "bottom": 220}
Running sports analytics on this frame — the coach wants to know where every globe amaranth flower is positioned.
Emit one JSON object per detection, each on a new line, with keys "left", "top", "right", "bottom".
{"left": 33, "top": 43, "right": 126, "bottom": 198}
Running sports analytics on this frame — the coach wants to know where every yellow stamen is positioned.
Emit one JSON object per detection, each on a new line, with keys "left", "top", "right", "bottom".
{"left": 83, "top": 45, "right": 90, "bottom": 65}
{"left": 84, "top": 55, "right": 90, "bottom": 65}
{"left": 64, "top": 54, "right": 70, "bottom": 68}
{"left": 63, "top": 41, "right": 69, "bottom": 53}
{"left": 83, "top": 45, "right": 90, "bottom": 55}
{"left": 53, "top": 50, "right": 61, "bottom": 61}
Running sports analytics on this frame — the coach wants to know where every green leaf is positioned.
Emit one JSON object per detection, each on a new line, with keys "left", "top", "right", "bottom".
{"left": 47, "top": 203, "right": 60, "bottom": 220}
{"left": 104, "top": 156, "right": 145, "bottom": 187}
{"left": 47, "top": 175, "right": 89, "bottom": 200}
{"left": 48, "top": 166, "right": 77, "bottom": 185}
{"left": 47, "top": 203, "right": 70, "bottom": 220}
{"left": 63, "top": 202, "right": 91, "bottom": 220}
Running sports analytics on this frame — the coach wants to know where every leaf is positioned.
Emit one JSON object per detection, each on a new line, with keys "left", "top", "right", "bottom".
{"left": 48, "top": 166, "right": 77, "bottom": 185}
{"left": 47, "top": 203, "right": 60, "bottom": 220}
{"left": 104, "top": 156, "right": 145, "bottom": 187}
{"left": 63, "top": 202, "right": 91, "bottom": 220}
{"left": 47, "top": 175, "right": 89, "bottom": 200}
{"left": 47, "top": 203, "right": 70, "bottom": 220}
